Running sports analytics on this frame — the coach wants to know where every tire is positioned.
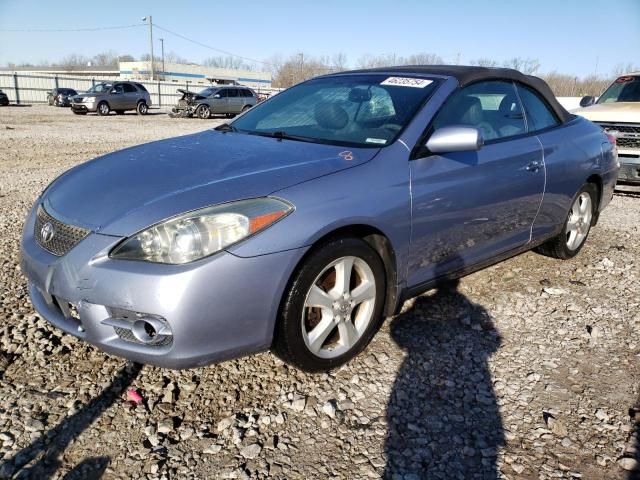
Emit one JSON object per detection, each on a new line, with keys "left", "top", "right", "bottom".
{"left": 115, "top": 110, "right": 125, "bottom": 115}
{"left": 97, "top": 101, "right": 110, "bottom": 116}
{"left": 535, "top": 183, "right": 598, "bottom": 259}
{"left": 273, "top": 237, "right": 386, "bottom": 372}
{"left": 195, "top": 104, "right": 211, "bottom": 119}
{"left": 242, "top": 105, "right": 252, "bottom": 112}
{"left": 136, "top": 102, "right": 148, "bottom": 115}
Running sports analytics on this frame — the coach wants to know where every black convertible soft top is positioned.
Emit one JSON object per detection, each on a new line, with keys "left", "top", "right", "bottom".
{"left": 334, "top": 65, "right": 572, "bottom": 123}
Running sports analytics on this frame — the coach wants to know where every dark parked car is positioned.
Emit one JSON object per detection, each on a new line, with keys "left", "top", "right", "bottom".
{"left": 171, "top": 86, "right": 257, "bottom": 119}
{"left": 47, "top": 88, "right": 79, "bottom": 107}
{"left": 71, "top": 82, "right": 151, "bottom": 115}
{"left": 21, "top": 66, "right": 618, "bottom": 371}
{"left": 0, "top": 89, "right": 8, "bottom": 106}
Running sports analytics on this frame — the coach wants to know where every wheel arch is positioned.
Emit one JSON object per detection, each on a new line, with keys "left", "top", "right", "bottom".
{"left": 284, "top": 223, "right": 400, "bottom": 318}
{"left": 586, "top": 173, "right": 603, "bottom": 224}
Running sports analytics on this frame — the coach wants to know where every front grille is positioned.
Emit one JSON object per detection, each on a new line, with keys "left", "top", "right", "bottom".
{"left": 34, "top": 205, "right": 90, "bottom": 256}
{"left": 596, "top": 123, "right": 640, "bottom": 135}
{"left": 619, "top": 163, "right": 640, "bottom": 181}
{"left": 596, "top": 122, "right": 640, "bottom": 151}
{"left": 617, "top": 137, "right": 640, "bottom": 149}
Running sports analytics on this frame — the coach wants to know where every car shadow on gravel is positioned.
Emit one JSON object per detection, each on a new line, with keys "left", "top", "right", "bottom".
{"left": 384, "top": 274, "right": 504, "bottom": 479}
{"left": 0, "top": 361, "right": 141, "bottom": 480}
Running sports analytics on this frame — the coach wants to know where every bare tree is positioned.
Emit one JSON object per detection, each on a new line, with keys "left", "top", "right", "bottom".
{"left": 503, "top": 57, "right": 540, "bottom": 74}
{"left": 203, "top": 55, "right": 256, "bottom": 71}
{"left": 613, "top": 62, "right": 640, "bottom": 76}
{"left": 470, "top": 58, "right": 499, "bottom": 67}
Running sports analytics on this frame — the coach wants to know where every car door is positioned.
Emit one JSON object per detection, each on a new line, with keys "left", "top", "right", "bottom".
{"left": 109, "top": 83, "right": 126, "bottom": 109}
{"left": 227, "top": 88, "right": 243, "bottom": 113}
{"left": 122, "top": 83, "right": 139, "bottom": 109}
{"left": 407, "top": 80, "right": 545, "bottom": 287}
{"left": 209, "top": 89, "right": 229, "bottom": 113}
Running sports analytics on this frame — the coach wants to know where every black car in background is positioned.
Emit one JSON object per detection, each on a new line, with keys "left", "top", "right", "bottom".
{"left": 0, "top": 89, "right": 9, "bottom": 106}
{"left": 47, "top": 88, "right": 79, "bottom": 107}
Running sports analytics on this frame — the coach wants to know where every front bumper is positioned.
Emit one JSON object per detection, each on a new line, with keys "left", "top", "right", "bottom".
{"left": 617, "top": 151, "right": 640, "bottom": 184}
{"left": 20, "top": 204, "right": 307, "bottom": 368}
{"left": 71, "top": 101, "right": 97, "bottom": 113}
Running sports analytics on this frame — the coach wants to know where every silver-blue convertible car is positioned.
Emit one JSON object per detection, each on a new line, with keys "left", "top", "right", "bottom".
{"left": 20, "top": 66, "right": 619, "bottom": 371}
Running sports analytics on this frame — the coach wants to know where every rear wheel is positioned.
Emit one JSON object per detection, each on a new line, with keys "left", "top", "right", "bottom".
{"left": 195, "top": 104, "right": 211, "bottom": 119}
{"left": 535, "top": 183, "right": 598, "bottom": 259}
{"left": 136, "top": 102, "right": 148, "bottom": 115}
{"left": 242, "top": 105, "right": 252, "bottom": 113}
{"left": 97, "top": 101, "right": 110, "bottom": 116}
{"left": 273, "top": 237, "right": 386, "bottom": 372}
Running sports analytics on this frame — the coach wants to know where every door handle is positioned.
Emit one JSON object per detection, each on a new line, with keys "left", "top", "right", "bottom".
{"left": 526, "top": 161, "right": 541, "bottom": 172}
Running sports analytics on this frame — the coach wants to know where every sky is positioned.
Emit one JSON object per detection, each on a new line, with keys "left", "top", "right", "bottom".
{"left": 0, "top": 0, "right": 638, "bottom": 77}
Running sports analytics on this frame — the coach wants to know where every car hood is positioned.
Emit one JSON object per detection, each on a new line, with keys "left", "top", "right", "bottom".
{"left": 43, "top": 130, "right": 379, "bottom": 236}
{"left": 572, "top": 102, "right": 640, "bottom": 123}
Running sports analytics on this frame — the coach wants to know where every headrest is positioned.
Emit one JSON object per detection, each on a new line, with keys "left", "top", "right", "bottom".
{"left": 314, "top": 103, "right": 349, "bottom": 130}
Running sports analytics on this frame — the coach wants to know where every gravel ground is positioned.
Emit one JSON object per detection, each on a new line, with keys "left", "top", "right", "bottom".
{"left": 0, "top": 105, "right": 639, "bottom": 479}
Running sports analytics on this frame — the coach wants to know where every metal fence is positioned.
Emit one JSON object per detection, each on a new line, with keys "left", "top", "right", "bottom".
{"left": 0, "top": 72, "right": 280, "bottom": 107}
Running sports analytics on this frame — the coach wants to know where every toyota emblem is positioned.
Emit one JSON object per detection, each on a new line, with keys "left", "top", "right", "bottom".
{"left": 40, "top": 222, "right": 55, "bottom": 243}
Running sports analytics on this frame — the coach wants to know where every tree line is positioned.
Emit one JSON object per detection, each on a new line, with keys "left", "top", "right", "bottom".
{"left": 5, "top": 51, "right": 638, "bottom": 97}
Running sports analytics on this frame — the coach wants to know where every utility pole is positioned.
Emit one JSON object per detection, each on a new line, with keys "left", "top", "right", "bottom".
{"left": 159, "top": 38, "right": 165, "bottom": 79}
{"left": 298, "top": 52, "right": 304, "bottom": 83}
{"left": 142, "top": 16, "right": 154, "bottom": 80}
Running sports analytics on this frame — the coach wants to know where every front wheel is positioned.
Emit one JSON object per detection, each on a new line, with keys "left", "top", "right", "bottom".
{"left": 97, "top": 102, "right": 110, "bottom": 116}
{"left": 273, "top": 237, "right": 386, "bottom": 372}
{"left": 195, "top": 104, "right": 210, "bottom": 119}
{"left": 535, "top": 183, "right": 598, "bottom": 259}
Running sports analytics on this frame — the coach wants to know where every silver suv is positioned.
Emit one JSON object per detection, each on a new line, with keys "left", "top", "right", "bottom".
{"left": 71, "top": 82, "right": 152, "bottom": 116}
{"left": 171, "top": 86, "right": 257, "bottom": 119}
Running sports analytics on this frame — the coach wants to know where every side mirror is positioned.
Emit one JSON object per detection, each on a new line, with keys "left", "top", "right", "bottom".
{"left": 426, "top": 126, "right": 484, "bottom": 153}
{"left": 213, "top": 94, "right": 221, "bottom": 98}
{"left": 579, "top": 95, "right": 595, "bottom": 107}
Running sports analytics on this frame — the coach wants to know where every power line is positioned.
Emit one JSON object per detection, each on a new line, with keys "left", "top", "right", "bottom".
{"left": 0, "top": 24, "right": 145, "bottom": 32}
{"left": 153, "top": 24, "right": 272, "bottom": 67}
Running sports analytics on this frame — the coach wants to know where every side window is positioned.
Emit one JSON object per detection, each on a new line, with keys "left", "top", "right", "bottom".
{"left": 242, "top": 89, "right": 253, "bottom": 97}
{"left": 433, "top": 80, "right": 526, "bottom": 141}
{"left": 112, "top": 84, "right": 124, "bottom": 94}
{"left": 227, "top": 88, "right": 239, "bottom": 98}
{"left": 122, "top": 83, "right": 136, "bottom": 93}
{"left": 516, "top": 84, "right": 559, "bottom": 132}
{"left": 215, "top": 89, "right": 228, "bottom": 98}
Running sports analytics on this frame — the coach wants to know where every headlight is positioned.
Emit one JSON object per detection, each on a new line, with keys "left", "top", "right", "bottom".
{"left": 84, "top": 96, "right": 96, "bottom": 103}
{"left": 110, "top": 198, "right": 293, "bottom": 264}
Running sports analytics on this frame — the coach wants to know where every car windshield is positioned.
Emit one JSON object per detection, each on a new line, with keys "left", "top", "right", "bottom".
{"left": 231, "top": 74, "right": 439, "bottom": 148}
{"left": 87, "top": 83, "right": 112, "bottom": 93}
{"left": 597, "top": 76, "right": 640, "bottom": 103}
{"left": 198, "top": 87, "right": 217, "bottom": 97}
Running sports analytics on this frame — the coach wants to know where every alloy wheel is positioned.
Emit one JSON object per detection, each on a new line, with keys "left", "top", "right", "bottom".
{"left": 566, "top": 192, "right": 592, "bottom": 250}
{"left": 301, "top": 256, "right": 376, "bottom": 359}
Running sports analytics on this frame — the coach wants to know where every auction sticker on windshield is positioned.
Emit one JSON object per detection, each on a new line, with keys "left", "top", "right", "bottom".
{"left": 381, "top": 77, "right": 433, "bottom": 88}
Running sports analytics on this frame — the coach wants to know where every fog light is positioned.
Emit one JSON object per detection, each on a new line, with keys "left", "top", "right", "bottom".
{"left": 102, "top": 308, "right": 173, "bottom": 347}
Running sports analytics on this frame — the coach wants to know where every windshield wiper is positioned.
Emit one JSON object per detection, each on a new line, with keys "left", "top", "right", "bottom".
{"left": 215, "top": 123, "right": 237, "bottom": 132}
{"left": 247, "top": 130, "right": 318, "bottom": 143}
